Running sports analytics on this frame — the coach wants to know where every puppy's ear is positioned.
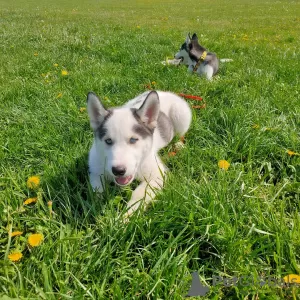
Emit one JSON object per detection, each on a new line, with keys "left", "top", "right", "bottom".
{"left": 136, "top": 91, "right": 160, "bottom": 129}
{"left": 186, "top": 33, "right": 191, "bottom": 45}
{"left": 192, "top": 33, "right": 198, "bottom": 41}
{"left": 87, "top": 92, "right": 109, "bottom": 130}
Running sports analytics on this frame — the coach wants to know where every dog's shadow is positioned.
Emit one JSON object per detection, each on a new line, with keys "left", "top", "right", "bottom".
{"left": 43, "top": 153, "right": 134, "bottom": 226}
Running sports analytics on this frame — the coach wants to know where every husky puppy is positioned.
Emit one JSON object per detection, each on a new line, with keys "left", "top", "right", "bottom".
{"left": 87, "top": 90, "right": 192, "bottom": 218}
{"left": 175, "top": 33, "right": 232, "bottom": 80}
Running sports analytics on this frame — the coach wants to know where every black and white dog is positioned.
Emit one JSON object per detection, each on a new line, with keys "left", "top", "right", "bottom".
{"left": 174, "top": 33, "right": 232, "bottom": 80}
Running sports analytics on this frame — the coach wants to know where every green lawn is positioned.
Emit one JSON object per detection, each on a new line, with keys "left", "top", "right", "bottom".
{"left": 0, "top": 0, "right": 299, "bottom": 298}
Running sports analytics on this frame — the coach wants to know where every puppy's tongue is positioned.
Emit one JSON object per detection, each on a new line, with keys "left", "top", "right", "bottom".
{"left": 115, "top": 175, "right": 132, "bottom": 186}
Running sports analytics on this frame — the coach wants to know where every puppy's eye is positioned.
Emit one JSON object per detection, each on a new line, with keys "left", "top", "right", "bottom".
{"left": 105, "top": 138, "right": 113, "bottom": 145}
{"left": 129, "top": 138, "right": 138, "bottom": 144}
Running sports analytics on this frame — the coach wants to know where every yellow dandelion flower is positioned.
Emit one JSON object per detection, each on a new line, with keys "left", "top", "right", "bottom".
{"left": 79, "top": 107, "right": 86, "bottom": 113}
{"left": 56, "top": 92, "right": 63, "bottom": 99}
{"left": 151, "top": 81, "right": 156, "bottom": 85}
{"left": 287, "top": 150, "right": 299, "bottom": 156}
{"left": 9, "top": 231, "right": 23, "bottom": 237}
{"left": 28, "top": 233, "right": 44, "bottom": 247}
{"left": 283, "top": 274, "right": 300, "bottom": 284}
{"left": 53, "top": 63, "right": 59, "bottom": 67}
{"left": 8, "top": 252, "right": 23, "bottom": 262}
{"left": 27, "top": 176, "right": 40, "bottom": 189}
{"left": 218, "top": 160, "right": 230, "bottom": 171}
{"left": 252, "top": 124, "right": 260, "bottom": 129}
{"left": 136, "top": 25, "right": 141, "bottom": 29}
{"left": 23, "top": 197, "right": 38, "bottom": 205}
{"left": 242, "top": 34, "right": 249, "bottom": 41}
{"left": 61, "top": 70, "right": 69, "bottom": 76}
{"left": 34, "top": 52, "right": 38, "bottom": 56}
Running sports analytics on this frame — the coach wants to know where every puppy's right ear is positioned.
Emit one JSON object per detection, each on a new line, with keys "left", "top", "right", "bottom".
{"left": 192, "top": 33, "right": 198, "bottom": 41}
{"left": 186, "top": 33, "right": 191, "bottom": 45}
{"left": 87, "top": 92, "right": 109, "bottom": 130}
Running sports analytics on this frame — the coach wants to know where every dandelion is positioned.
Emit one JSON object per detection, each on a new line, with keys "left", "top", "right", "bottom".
{"left": 283, "top": 274, "right": 300, "bottom": 284}
{"left": 151, "top": 81, "right": 156, "bottom": 85}
{"left": 34, "top": 52, "right": 38, "bottom": 56}
{"left": 9, "top": 231, "right": 23, "bottom": 237}
{"left": 56, "top": 92, "right": 63, "bottom": 99}
{"left": 8, "top": 252, "right": 23, "bottom": 262}
{"left": 104, "top": 96, "right": 109, "bottom": 101}
{"left": 61, "top": 70, "right": 69, "bottom": 76}
{"left": 79, "top": 107, "right": 86, "bottom": 113}
{"left": 53, "top": 63, "right": 59, "bottom": 67}
{"left": 287, "top": 150, "right": 299, "bottom": 156}
{"left": 252, "top": 124, "right": 260, "bottom": 129}
{"left": 136, "top": 25, "right": 141, "bottom": 29}
{"left": 27, "top": 176, "right": 40, "bottom": 189}
{"left": 242, "top": 34, "right": 249, "bottom": 41}
{"left": 218, "top": 160, "right": 230, "bottom": 170}
{"left": 23, "top": 197, "right": 38, "bottom": 205}
{"left": 28, "top": 233, "right": 44, "bottom": 247}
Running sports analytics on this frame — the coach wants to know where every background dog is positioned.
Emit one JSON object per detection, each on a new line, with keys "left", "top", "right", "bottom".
{"left": 175, "top": 33, "right": 232, "bottom": 80}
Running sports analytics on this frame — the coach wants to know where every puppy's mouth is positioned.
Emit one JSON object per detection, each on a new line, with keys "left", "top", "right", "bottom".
{"left": 114, "top": 175, "right": 133, "bottom": 186}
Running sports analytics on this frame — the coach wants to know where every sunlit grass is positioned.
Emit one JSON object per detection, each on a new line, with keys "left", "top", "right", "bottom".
{"left": 0, "top": 0, "right": 299, "bottom": 298}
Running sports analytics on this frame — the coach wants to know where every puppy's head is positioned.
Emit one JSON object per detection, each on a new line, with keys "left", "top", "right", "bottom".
{"left": 174, "top": 33, "right": 193, "bottom": 65}
{"left": 186, "top": 33, "right": 206, "bottom": 61}
{"left": 87, "top": 91, "right": 160, "bottom": 186}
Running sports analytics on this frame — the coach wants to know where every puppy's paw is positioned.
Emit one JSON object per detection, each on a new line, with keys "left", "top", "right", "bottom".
{"left": 122, "top": 208, "right": 137, "bottom": 224}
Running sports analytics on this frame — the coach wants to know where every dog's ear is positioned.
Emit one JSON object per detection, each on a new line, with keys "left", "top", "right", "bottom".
{"left": 192, "top": 33, "right": 198, "bottom": 41}
{"left": 136, "top": 91, "right": 160, "bottom": 129}
{"left": 87, "top": 92, "right": 109, "bottom": 130}
{"left": 186, "top": 33, "right": 191, "bottom": 45}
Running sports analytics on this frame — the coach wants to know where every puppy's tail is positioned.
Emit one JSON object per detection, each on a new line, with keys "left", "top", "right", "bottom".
{"left": 220, "top": 58, "right": 233, "bottom": 63}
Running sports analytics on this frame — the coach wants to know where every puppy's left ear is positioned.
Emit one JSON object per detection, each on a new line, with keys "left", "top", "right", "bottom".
{"left": 136, "top": 91, "right": 160, "bottom": 129}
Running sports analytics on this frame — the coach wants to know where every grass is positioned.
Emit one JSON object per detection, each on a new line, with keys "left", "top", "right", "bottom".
{"left": 0, "top": 0, "right": 299, "bottom": 298}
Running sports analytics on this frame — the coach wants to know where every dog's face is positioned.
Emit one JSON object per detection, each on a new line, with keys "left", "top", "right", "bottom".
{"left": 174, "top": 42, "right": 190, "bottom": 65}
{"left": 87, "top": 91, "right": 160, "bottom": 186}
{"left": 174, "top": 34, "right": 193, "bottom": 65}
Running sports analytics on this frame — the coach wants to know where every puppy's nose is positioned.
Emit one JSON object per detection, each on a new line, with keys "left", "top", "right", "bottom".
{"left": 112, "top": 166, "right": 126, "bottom": 176}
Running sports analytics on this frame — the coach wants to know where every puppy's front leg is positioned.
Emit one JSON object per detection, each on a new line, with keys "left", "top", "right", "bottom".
{"left": 89, "top": 173, "right": 104, "bottom": 193}
{"left": 124, "top": 179, "right": 163, "bottom": 219}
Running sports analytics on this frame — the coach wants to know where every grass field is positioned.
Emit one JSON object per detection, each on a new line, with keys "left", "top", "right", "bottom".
{"left": 0, "top": 0, "right": 300, "bottom": 298}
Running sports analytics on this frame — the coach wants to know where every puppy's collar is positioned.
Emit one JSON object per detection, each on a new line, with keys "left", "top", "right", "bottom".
{"left": 193, "top": 51, "right": 207, "bottom": 72}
